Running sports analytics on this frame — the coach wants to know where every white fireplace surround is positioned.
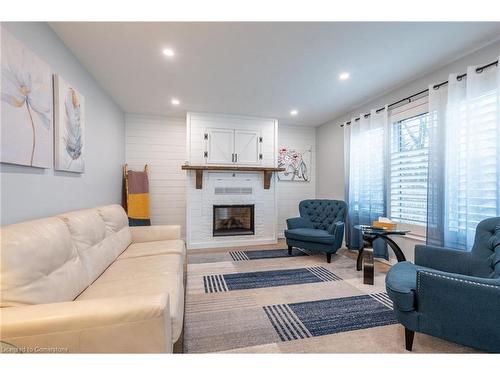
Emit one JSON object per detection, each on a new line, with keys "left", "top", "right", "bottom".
{"left": 185, "top": 112, "right": 279, "bottom": 249}
{"left": 186, "top": 171, "right": 277, "bottom": 249}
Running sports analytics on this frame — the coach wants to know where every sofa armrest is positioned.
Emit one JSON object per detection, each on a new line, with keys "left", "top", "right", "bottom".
{"left": 0, "top": 294, "right": 172, "bottom": 353}
{"left": 329, "top": 221, "right": 345, "bottom": 249}
{"left": 415, "top": 244, "right": 470, "bottom": 274}
{"left": 327, "top": 221, "right": 343, "bottom": 235}
{"left": 416, "top": 269, "right": 500, "bottom": 351}
{"left": 417, "top": 269, "right": 500, "bottom": 301}
{"left": 286, "top": 217, "right": 313, "bottom": 230}
{"left": 130, "top": 225, "right": 181, "bottom": 243}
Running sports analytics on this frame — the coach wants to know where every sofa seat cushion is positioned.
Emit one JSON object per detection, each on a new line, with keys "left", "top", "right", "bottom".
{"left": 386, "top": 261, "right": 431, "bottom": 312}
{"left": 118, "top": 239, "right": 185, "bottom": 261}
{"left": 97, "top": 254, "right": 182, "bottom": 282}
{"left": 284, "top": 228, "right": 335, "bottom": 244}
{"left": 77, "top": 254, "right": 184, "bottom": 341}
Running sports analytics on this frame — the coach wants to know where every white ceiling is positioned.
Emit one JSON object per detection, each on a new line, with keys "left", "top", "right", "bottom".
{"left": 50, "top": 22, "right": 500, "bottom": 126}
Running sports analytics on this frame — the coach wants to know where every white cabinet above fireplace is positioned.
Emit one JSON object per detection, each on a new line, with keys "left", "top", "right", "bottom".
{"left": 234, "top": 130, "right": 260, "bottom": 165}
{"left": 187, "top": 112, "right": 278, "bottom": 167}
{"left": 206, "top": 128, "right": 260, "bottom": 165}
{"left": 206, "top": 128, "right": 234, "bottom": 164}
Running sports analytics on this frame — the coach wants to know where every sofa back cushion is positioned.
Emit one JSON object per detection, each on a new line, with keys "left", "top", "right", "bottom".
{"left": 57, "top": 205, "right": 131, "bottom": 283}
{"left": 299, "top": 199, "right": 347, "bottom": 231}
{"left": 0, "top": 205, "right": 132, "bottom": 308}
{"left": 0, "top": 217, "right": 89, "bottom": 307}
{"left": 97, "top": 204, "right": 132, "bottom": 259}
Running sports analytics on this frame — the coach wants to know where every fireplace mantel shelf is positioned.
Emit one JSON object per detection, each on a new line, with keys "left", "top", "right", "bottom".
{"left": 181, "top": 165, "right": 285, "bottom": 189}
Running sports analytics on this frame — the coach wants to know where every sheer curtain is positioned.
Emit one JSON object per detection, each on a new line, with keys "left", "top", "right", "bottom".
{"left": 427, "top": 59, "right": 500, "bottom": 250}
{"left": 345, "top": 107, "right": 389, "bottom": 259}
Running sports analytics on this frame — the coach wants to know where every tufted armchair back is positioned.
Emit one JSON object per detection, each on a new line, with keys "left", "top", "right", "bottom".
{"left": 299, "top": 200, "right": 347, "bottom": 231}
{"left": 469, "top": 217, "right": 500, "bottom": 279}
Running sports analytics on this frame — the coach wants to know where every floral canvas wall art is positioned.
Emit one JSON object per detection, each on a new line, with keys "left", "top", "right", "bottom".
{"left": 54, "top": 75, "right": 85, "bottom": 173}
{"left": 277, "top": 147, "right": 311, "bottom": 182}
{"left": 1, "top": 28, "right": 53, "bottom": 168}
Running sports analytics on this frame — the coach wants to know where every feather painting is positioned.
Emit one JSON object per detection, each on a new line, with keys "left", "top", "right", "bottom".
{"left": 54, "top": 75, "right": 85, "bottom": 173}
{"left": 64, "top": 88, "right": 83, "bottom": 165}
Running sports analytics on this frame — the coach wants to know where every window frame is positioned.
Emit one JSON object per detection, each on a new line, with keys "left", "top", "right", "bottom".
{"left": 388, "top": 96, "right": 429, "bottom": 237}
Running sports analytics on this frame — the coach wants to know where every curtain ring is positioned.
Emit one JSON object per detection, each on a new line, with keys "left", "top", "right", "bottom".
{"left": 433, "top": 84, "right": 440, "bottom": 90}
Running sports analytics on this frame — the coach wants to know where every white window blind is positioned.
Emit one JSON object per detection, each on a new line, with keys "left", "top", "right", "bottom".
{"left": 390, "top": 112, "right": 429, "bottom": 226}
{"left": 448, "top": 89, "right": 499, "bottom": 237}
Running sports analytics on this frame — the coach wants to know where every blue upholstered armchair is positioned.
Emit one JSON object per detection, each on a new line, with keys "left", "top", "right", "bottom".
{"left": 385, "top": 217, "right": 500, "bottom": 352}
{"left": 285, "top": 199, "right": 347, "bottom": 263}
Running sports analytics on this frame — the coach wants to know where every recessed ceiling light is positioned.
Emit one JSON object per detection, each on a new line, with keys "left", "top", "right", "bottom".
{"left": 290, "top": 109, "right": 298, "bottom": 116}
{"left": 162, "top": 48, "right": 175, "bottom": 57}
{"left": 171, "top": 98, "right": 180, "bottom": 106}
{"left": 339, "top": 72, "right": 350, "bottom": 81}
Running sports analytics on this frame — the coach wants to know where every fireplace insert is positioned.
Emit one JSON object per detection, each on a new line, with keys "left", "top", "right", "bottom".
{"left": 213, "top": 204, "right": 255, "bottom": 236}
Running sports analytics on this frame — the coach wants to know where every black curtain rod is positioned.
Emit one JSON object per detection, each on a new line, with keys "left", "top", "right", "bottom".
{"left": 340, "top": 59, "right": 499, "bottom": 127}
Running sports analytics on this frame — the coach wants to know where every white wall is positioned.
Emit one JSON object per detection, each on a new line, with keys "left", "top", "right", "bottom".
{"left": 277, "top": 125, "right": 316, "bottom": 237}
{"left": 315, "top": 39, "right": 500, "bottom": 260}
{"left": 125, "top": 114, "right": 186, "bottom": 235}
{"left": 1, "top": 22, "right": 125, "bottom": 225}
{"left": 315, "top": 123, "right": 345, "bottom": 200}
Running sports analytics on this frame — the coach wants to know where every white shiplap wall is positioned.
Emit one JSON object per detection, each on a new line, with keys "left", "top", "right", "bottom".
{"left": 276, "top": 125, "right": 316, "bottom": 237}
{"left": 125, "top": 114, "right": 186, "bottom": 235}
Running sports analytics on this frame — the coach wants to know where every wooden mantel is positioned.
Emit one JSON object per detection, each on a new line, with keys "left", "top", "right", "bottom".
{"left": 181, "top": 165, "right": 285, "bottom": 189}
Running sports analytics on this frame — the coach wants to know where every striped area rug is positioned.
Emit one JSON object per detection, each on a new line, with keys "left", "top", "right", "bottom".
{"left": 229, "top": 248, "right": 308, "bottom": 261}
{"left": 264, "top": 293, "right": 397, "bottom": 341}
{"left": 185, "top": 245, "right": 476, "bottom": 353}
{"left": 203, "top": 266, "right": 341, "bottom": 293}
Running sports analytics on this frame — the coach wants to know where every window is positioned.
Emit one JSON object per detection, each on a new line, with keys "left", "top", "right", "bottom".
{"left": 389, "top": 99, "right": 429, "bottom": 233}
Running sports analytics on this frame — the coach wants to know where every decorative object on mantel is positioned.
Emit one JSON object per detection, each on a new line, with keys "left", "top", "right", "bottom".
{"left": 1, "top": 28, "right": 53, "bottom": 168}
{"left": 181, "top": 165, "right": 285, "bottom": 190}
{"left": 123, "top": 164, "right": 151, "bottom": 226}
{"left": 277, "top": 147, "right": 311, "bottom": 181}
{"left": 54, "top": 74, "right": 85, "bottom": 173}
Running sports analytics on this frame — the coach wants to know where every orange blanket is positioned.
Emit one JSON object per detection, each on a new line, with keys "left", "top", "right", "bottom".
{"left": 124, "top": 168, "right": 151, "bottom": 226}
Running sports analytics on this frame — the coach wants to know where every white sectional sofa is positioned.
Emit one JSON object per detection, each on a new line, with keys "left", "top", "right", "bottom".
{"left": 0, "top": 204, "right": 185, "bottom": 353}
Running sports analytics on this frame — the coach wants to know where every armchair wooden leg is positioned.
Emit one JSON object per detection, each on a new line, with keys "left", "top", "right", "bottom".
{"left": 326, "top": 253, "right": 332, "bottom": 263}
{"left": 288, "top": 245, "right": 292, "bottom": 255}
{"left": 405, "top": 327, "right": 415, "bottom": 351}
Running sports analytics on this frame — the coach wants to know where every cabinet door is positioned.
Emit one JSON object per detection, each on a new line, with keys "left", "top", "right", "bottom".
{"left": 234, "top": 130, "right": 260, "bottom": 165}
{"left": 206, "top": 128, "right": 234, "bottom": 164}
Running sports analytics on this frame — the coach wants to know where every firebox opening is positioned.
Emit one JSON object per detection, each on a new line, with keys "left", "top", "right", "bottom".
{"left": 213, "top": 204, "right": 255, "bottom": 237}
